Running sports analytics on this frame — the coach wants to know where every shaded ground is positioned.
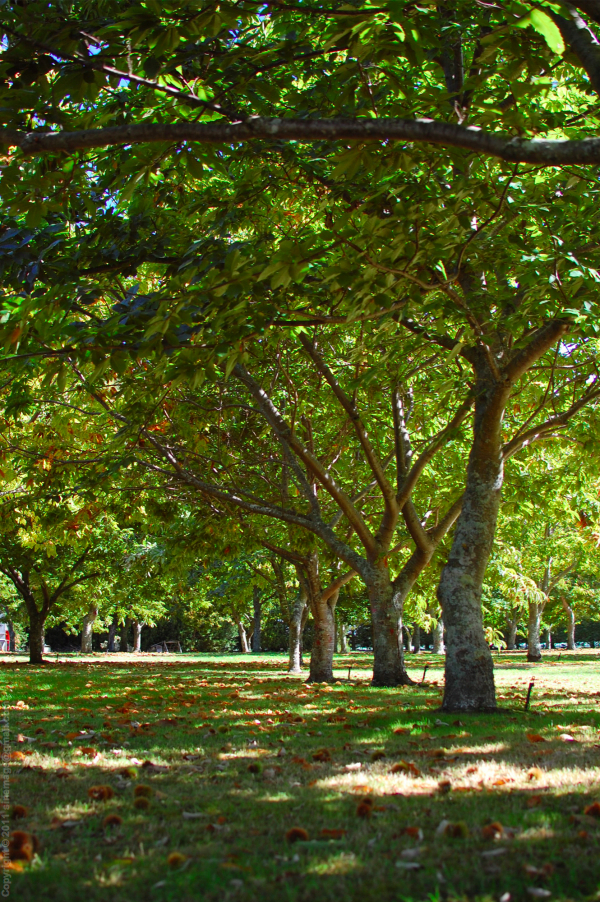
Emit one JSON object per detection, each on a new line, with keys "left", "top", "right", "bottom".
{"left": 3, "top": 650, "right": 600, "bottom": 901}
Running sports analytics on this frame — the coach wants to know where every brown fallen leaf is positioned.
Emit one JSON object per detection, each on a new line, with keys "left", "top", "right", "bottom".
{"left": 9, "top": 831, "right": 39, "bottom": 862}
{"left": 583, "top": 802, "right": 600, "bottom": 818}
{"left": 390, "top": 761, "right": 421, "bottom": 777}
{"left": 286, "top": 827, "right": 309, "bottom": 843}
{"left": 482, "top": 821, "right": 504, "bottom": 840}
{"left": 321, "top": 828, "right": 346, "bottom": 839}
{"left": 526, "top": 734, "right": 546, "bottom": 744}
{"left": 400, "top": 826, "right": 424, "bottom": 841}
{"left": 312, "top": 749, "right": 332, "bottom": 763}
{"left": 10, "top": 805, "right": 28, "bottom": 820}
{"left": 526, "top": 795, "right": 543, "bottom": 808}
{"left": 88, "top": 785, "right": 114, "bottom": 802}
{"left": 443, "top": 821, "right": 469, "bottom": 838}
{"left": 356, "top": 799, "right": 374, "bottom": 819}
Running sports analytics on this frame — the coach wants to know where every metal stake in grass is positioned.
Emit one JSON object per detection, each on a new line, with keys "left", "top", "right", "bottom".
{"left": 421, "top": 663, "right": 429, "bottom": 684}
{"left": 524, "top": 679, "right": 535, "bottom": 711}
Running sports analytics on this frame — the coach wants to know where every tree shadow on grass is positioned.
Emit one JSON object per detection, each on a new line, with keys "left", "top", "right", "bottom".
{"left": 5, "top": 657, "right": 600, "bottom": 902}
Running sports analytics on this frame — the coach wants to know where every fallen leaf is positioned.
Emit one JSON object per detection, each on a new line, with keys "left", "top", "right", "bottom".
{"left": 321, "top": 828, "right": 346, "bottom": 839}
{"left": 482, "top": 821, "right": 503, "bottom": 840}
{"left": 526, "top": 734, "right": 546, "bottom": 744}
{"left": 400, "top": 827, "right": 424, "bottom": 841}
{"left": 583, "top": 802, "right": 600, "bottom": 818}
{"left": 286, "top": 827, "right": 309, "bottom": 843}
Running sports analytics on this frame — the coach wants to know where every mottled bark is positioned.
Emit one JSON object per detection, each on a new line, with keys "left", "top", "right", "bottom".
{"left": 132, "top": 620, "right": 143, "bottom": 653}
{"left": 81, "top": 603, "right": 98, "bottom": 653}
{"left": 107, "top": 616, "right": 118, "bottom": 652}
{"left": 251, "top": 586, "right": 262, "bottom": 652}
{"left": 308, "top": 587, "right": 338, "bottom": 683}
{"left": 366, "top": 562, "right": 411, "bottom": 686}
{"left": 561, "top": 597, "right": 576, "bottom": 650}
{"left": 339, "top": 620, "right": 349, "bottom": 654}
{"left": 527, "top": 603, "right": 543, "bottom": 662}
{"left": 237, "top": 621, "right": 250, "bottom": 653}
{"left": 438, "top": 364, "right": 507, "bottom": 711}
{"left": 506, "top": 615, "right": 518, "bottom": 650}
{"left": 432, "top": 618, "right": 445, "bottom": 654}
{"left": 298, "top": 553, "right": 355, "bottom": 682}
{"left": 412, "top": 625, "right": 421, "bottom": 653}
{"left": 288, "top": 584, "right": 308, "bottom": 673}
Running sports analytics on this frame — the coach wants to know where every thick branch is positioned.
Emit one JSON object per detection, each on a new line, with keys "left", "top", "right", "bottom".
{"left": 551, "top": 8, "right": 600, "bottom": 96}
{"left": 7, "top": 119, "right": 600, "bottom": 165}
{"left": 504, "top": 319, "right": 571, "bottom": 383}
{"left": 502, "top": 382, "right": 600, "bottom": 459}
{"left": 321, "top": 568, "right": 356, "bottom": 602}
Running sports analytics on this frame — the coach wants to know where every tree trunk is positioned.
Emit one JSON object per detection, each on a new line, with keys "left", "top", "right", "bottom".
{"left": 300, "top": 553, "right": 338, "bottom": 683}
{"left": 366, "top": 562, "right": 411, "bottom": 686}
{"left": 438, "top": 368, "right": 507, "bottom": 712}
{"left": 308, "top": 589, "right": 337, "bottom": 682}
{"left": 545, "top": 626, "right": 552, "bottom": 651}
{"left": 527, "top": 602, "right": 543, "bottom": 662}
{"left": 132, "top": 620, "right": 143, "bottom": 653}
{"left": 288, "top": 584, "right": 308, "bottom": 673}
{"left": 6, "top": 619, "right": 16, "bottom": 652}
{"left": 506, "top": 615, "right": 518, "bottom": 650}
{"left": 107, "top": 616, "right": 118, "bottom": 652}
{"left": 432, "top": 618, "right": 445, "bottom": 654}
{"left": 339, "top": 620, "right": 349, "bottom": 654}
{"left": 299, "top": 602, "right": 309, "bottom": 667}
{"left": 28, "top": 609, "right": 46, "bottom": 665}
{"left": 403, "top": 625, "right": 412, "bottom": 653}
{"left": 238, "top": 621, "right": 250, "bottom": 653}
{"left": 81, "top": 603, "right": 98, "bottom": 653}
{"left": 561, "top": 598, "right": 576, "bottom": 650}
{"left": 412, "top": 625, "right": 421, "bottom": 653}
{"left": 120, "top": 618, "right": 130, "bottom": 653}
{"left": 251, "top": 586, "right": 262, "bottom": 652}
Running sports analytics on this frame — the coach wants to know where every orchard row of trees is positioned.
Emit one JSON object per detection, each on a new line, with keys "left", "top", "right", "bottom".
{"left": 2, "top": 0, "right": 600, "bottom": 708}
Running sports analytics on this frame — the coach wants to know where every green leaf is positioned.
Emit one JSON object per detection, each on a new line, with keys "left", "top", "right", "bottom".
{"left": 516, "top": 9, "right": 564, "bottom": 55}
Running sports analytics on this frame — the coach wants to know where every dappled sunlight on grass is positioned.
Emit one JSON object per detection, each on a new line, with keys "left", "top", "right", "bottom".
{"left": 3, "top": 650, "right": 600, "bottom": 901}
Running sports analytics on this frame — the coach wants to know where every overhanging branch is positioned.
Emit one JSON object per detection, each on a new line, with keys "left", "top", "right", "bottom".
{"left": 5, "top": 119, "right": 600, "bottom": 165}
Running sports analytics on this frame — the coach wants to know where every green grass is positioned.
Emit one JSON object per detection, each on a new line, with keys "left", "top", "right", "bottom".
{"left": 4, "top": 650, "right": 600, "bottom": 901}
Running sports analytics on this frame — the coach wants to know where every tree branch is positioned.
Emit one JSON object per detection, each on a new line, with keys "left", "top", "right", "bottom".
{"left": 502, "top": 382, "right": 600, "bottom": 459}
{"left": 233, "top": 363, "right": 376, "bottom": 555}
{"left": 298, "top": 335, "right": 396, "bottom": 512}
{"left": 321, "top": 568, "right": 356, "bottom": 602}
{"left": 6, "top": 118, "right": 600, "bottom": 165}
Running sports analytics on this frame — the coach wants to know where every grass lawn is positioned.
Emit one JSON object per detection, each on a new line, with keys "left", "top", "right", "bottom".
{"left": 4, "top": 650, "right": 600, "bottom": 902}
